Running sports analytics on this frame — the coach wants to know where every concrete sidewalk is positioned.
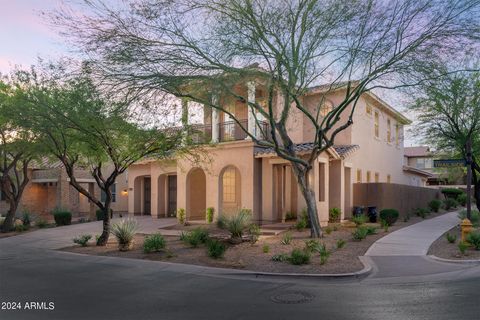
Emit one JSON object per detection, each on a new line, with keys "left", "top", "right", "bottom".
{"left": 366, "top": 211, "right": 460, "bottom": 256}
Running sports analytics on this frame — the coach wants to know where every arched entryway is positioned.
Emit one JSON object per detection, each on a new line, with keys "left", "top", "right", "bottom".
{"left": 186, "top": 168, "right": 206, "bottom": 220}
{"left": 219, "top": 165, "right": 241, "bottom": 216}
{"left": 133, "top": 175, "right": 151, "bottom": 215}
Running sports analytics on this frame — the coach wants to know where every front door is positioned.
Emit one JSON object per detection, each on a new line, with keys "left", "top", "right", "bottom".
{"left": 144, "top": 177, "right": 151, "bottom": 215}
{"left": 168, "top": 175, "right": 177, "bottom": 216}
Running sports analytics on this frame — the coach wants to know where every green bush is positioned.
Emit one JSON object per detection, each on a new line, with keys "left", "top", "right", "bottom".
{"left": 324, "top": 226, "right": 333, "bottom": 235}
{"left": 380, "top": 219, "right": 389, "bottom": 232}
{"left": 52, "top": 208, "right": 72, "bottom": 226}
{"left": 304, "top": 239, "right": 321, "bottom": 253}
{"left": 446, "top": 233, "right": 457, "bottom": 244}
{"left": 22, "top": 212, "right": 31, "bottom": 227}
{"left": 300, "top": 208, "right": 311, "bottom": 228}
{"left": 36, "top": 218, "right": 48, "bottom": 228}
{"left": 271, "top": 253, "right": 289, "bottom": 262}
{"left": 248, "top": 224, "right": 261, "bottom": 244}
{"left": 176, "top": 208, "right": 186, "bottom": 225}
{"left": 281, "top": 232, "right": 292, "bottom": 245}
{"left": 96, "top": 209, "right": 105, "bottom": 221}
{"left": 458, "top": 210, "right": 480, "bottom": 227}
{"left": 458, "top": 241, "right": 469, "bottom": 255}
{"left": 443, "top": 198, "right": 459, "bottom": 210}
{"left": 294, "top": 219, "right": 307, "bottom": 231}
{"left": 466, "top": 232, "right": 480, "bottom": 250}
{"left": 206, "top": 239, "right": 226, "bottom": 259}
{"left": 289, "top": 248, "right": 311, "bottom": 265}
{"left": 336, "top": 239, "right": 346, "bottom": 249}
{"left": 262, "top": 244, "right": 270, "bottom": 253}
{"left": 379, "top": 209, "right": 399, "bottom": 226}
{"left": 318, "top": 243, "right": 330, "bottom": 265}
{"left": 415, "top": 208, "right": 430, "bottom": 219}
{"left": 365, "top": 226, "right": 377, "bottom": 235}
{"left": 206, "top": 207, "right": 214, "bottom": 224}
{"left": 441, "top": 188, "right": 464, "bottom": 199}
{"left": 218, "top": 209, "right": 252, "bottom": 240}
{"left": 14, "top": 224, "right": 28, "bottom": 232}
{"left": 329, "top": 207, "right": 341, "bottom": 223}
{"left": 285, "top": 211, "right": 296, "bottom": 221}
{"left": 180, "top": 227, "right": 209, "bottom": 247}
{"left": 428, "top": 199, "right": 442, "bottom": 213}
{"left": 143, "top": 234, "right": 166, "bottom": 253}
{"left": 457, "top": 193, "right": 468, "bottom": 206}
{"left": 110, "top": 218, "right": 138, "bottom": 251}
{"left": 351, "top": 215, "right": 367, "bottom": 226}
{"left": 73, "top": 234, "right": 92, "bottom": 247}
{"left": 352, "top": 226, "right": 368, "bottom": 241}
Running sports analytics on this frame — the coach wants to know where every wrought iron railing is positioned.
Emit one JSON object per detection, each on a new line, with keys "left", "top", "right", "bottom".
{"left": 188, "top": 123, "right": 212, "bottom": 144}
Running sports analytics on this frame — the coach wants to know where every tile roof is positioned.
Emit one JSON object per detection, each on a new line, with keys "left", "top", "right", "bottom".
{"left": 254, "top": 143, "right": 359, "bottom": 159}
{"left": 404, "top": 146, "right": 431, "bottom": 157}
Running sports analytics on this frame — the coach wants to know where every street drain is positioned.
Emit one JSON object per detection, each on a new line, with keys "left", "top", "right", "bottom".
{"left": 270, "top": 291, "right": 314, "bottom": 304}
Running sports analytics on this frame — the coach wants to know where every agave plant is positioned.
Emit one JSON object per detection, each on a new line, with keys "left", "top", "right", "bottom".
{"left": 110, "top": 218, "right": 138, "bottom": 251}
{"left": 219, "top": 209, "right": 252, "bottom": 243}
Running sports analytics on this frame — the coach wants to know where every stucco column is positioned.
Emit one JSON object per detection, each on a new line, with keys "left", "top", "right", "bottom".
{"left": 211, "top": 94, "right": 219, "bottom": 143}
{"left": 247, "top": 81, "right": 256, "bottom": 139}
{"left": 181, "top": 98, "right": 189, "bottom": 127}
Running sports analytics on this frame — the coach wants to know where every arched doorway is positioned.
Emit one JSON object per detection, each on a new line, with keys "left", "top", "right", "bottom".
{"left": 186, "top": 168, "right": 206, "bottom": 220}
{"left": 133, "top": 175, "right": 151, "bottom": 215}
{"left": 219, "top": 166, "right": 241, "bottom": 216}
{"left": 158, "top": 173, "right": 177, "bottom": 217}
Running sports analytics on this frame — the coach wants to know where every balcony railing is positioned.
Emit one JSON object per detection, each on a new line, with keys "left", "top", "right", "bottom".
{"left": 188, "top": 123, "right": 212, "bottom": 144}
{"left": 185, "top": 120, "right": 272, "bottom": 144}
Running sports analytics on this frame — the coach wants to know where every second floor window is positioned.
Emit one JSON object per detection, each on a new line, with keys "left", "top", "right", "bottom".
{"left": 101, "top": 184, "right": 117, "bottom": 203}
{"left": 367, "top": 171, "right": 371, "bottom": 182}
{"left": 387, "top": 119, "right": 392, "bottom": 143}
{"left": 387, "top": 175, "right": 391, "bottom": 183}
{"left": 366, "top": 103, "right": 372, "bottom": 115}
{"left": 374, "top": 111, "right": 379, "bottom": 138}
{"left": 320, "top": 100, "right": 333, "bottom": 117}
{"left": 395, "top": 124, "right": 400, "bottom": 146}
{"left": 375, "top": 172, "right": 379, "bottom": 183}
{"left": 356, "top": 169, "right": 362, "bottom": 183}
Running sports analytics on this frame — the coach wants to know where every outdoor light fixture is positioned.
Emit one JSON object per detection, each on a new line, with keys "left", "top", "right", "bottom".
{"left": 121, "top": 189, "right": 128, "bottom": 196}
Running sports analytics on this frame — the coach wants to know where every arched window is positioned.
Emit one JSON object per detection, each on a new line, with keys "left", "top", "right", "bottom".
{"left": 222, "top": 167, "right": 237, "bottom": 203}
{"left": 320, "top": 99, "right": 334, "bottom": 117}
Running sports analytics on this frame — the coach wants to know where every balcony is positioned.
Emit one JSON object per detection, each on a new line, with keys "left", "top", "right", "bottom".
{"left": 187, "top": 120, "right": 271, "bottom": 144}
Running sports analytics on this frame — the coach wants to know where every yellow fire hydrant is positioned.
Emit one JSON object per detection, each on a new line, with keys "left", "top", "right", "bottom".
{"left": 461, "top": 219, "right": 473, "bottom": 242}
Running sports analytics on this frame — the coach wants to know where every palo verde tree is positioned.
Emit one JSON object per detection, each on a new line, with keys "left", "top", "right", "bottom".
{"left": 13, "top": 65, "right": 185, "bottom": 245}
{"left": 410, "top": 69, "right": 480, "bottom": 211}
{"left": 53, "top": 0, "right": 480, "bottom": 237}
{"left": 0, "top": 80, "right": 42, "bottom": 232}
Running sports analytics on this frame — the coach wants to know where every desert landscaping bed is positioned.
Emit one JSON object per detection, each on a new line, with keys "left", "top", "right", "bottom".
{"left": 429, "top": 225, "right": 480, "bottom": 261}
{"left": 61, "top": 209, "right": 453, "bottom": 274}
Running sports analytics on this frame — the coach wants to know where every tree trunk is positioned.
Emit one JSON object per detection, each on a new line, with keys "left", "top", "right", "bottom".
{"left": 291, "top": 164, "right": 322, "bottom": 238}
{"left": 96, "top": 193, "right": 112, "bottom": 246}
{"left": 474, "top": 180, "right": 480, "bottom": 212}
{"left": 1, "top": 202, "right": 17, "bottom": 233}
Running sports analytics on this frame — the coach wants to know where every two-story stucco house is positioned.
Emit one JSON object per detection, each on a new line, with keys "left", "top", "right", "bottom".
{"left": 127, "top": 82, "right": 430, "bottom": 225}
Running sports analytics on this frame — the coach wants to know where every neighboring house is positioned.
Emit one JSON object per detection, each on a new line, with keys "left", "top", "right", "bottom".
{"left": 403, "top": 146, "right": 435, "bottom": 186}
{"left": 127, "top": 82, "right": 432, "bottom": 225}
{"left": 0, "top": 160, "right": 128, "bottom": 220}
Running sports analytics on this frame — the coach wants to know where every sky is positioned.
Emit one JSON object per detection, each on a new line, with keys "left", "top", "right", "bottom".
{"left": 0, "top": 0, "right": 420, "bottom": 146}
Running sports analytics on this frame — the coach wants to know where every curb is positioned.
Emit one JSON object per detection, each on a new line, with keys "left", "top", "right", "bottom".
{"left": 427, "top": 254, "right": 480, "bottom": 265}
{"left": 219, "top": 256, "right": 373, "bottom": 280}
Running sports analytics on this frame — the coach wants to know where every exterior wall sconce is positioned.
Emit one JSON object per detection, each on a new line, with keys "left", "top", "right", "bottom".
{"left": 121, "top": 189, "right": 128, "bottom": 196}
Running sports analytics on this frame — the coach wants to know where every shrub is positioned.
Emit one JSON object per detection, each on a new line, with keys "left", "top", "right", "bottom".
{"left": 176, "top": 208, "right": 186, "bottom": 225}
{"left": 248, "top": 224, "right": 261, "bottom": 244}
{"left": 281, "top": 232, "right": 292, "bottom": 245}
{"left": 446, "top": 233, "right": 457, "bottom": 244}
{"left": 73, "top": 234, "right": 92, "bottom": 247}
{"left": 181, "top": 227, "right": 209, "bottom": 247}
{"left": 262, "top": 244, "right": 270, "bottom": 253}
{"left": 352, "top": 226, "right": 368, "bottom": 241}
{"left": 324, "top": 226, "right": 333, "bottom": 235}
{"left": 457, "top": 193, "right": 468, "bottom": 206}
{"left": 299, "top": 208, "right": 311, "bottom": 228}
{"left": 206, "top": 207, "right": 214, "bottom": 223}
{"left": 329, "top": 207, "right": 341, "bottom": 223}
{"left": 53, "top": 208, "right": 72, "bottom": 226}
{"left": 351, "top": 215, "right": 367, "bottom": 226}
{"left": 110, "top": 218, "right": 138, "bottom": 251}
{"left": 219, "top": 209, "right": 252, "bottom": 240}
{"left": 458, "top": 210, "right": 480, "bottom": 227}
{"left": 443, "top": 198, "right": 459, "bottom": 210}
{"left": 304, "top": 239, "right": 321, "bottom": 253}
{"left": 318, "top": 243, "right": 330, "bottom": 265}
{"left": 22, "top": 212, "right": 31, "bottom": 227}
{"left": 428, "top": 199, "right": 442, "bottom": 213}
{"left": 365, "top": 226, "right": 377, "bottom": 235}
{"left": 36, "top": 218, "right": 48, "bottom": 228}
{"left": 289, "top": 248, "right": 311, "bottom": 265}
{"left": 96, "top": 209, "right": 105, "bottom": 221}
{"left": 415, "top": 208, "right": 430, "bottom": 219}
{"left": 285, "top": 211, "right": 296, "bottom": 221}
{"left": 294, "top": 219, "right": 307, "bottom": 231}
{"left": 14, "top": 224, "right": 28, "bottom": 232}
{"left": 206, "top": 239, "right": 226, "bottom": 259}
{"left": 143, "top": 234, "right": 166, "bottom": 253}
{"left": 336, "top": 239, "right": 346, "bottom": 249}
{"left": 441, "top": 188, "right": 463, "bottom": 199}
{"left": 466, "top": 232, "right": 480, "bottom": 250}
{"left": 271, "top": 253, "right": 289, "bottom": 262}
{"left": 379, "top": 209, "right": 399, "bottom": 226}
{"left": 380, "top": 219, "right": 389, "bottom": 232}
{"left": 333, "top": 224, "right": 338, "bottom": 231}
{"left": 458, "top": 241, "right": 469, "bottom": 255}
